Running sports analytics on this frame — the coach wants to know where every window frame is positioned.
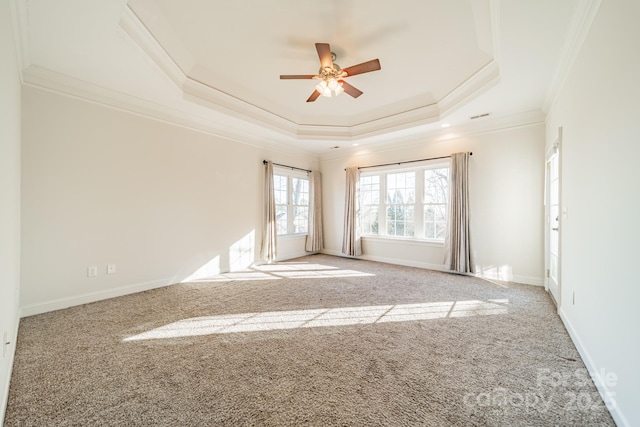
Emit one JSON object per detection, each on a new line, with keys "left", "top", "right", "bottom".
{"left": 385, "top": 170, "right": 417, "bottom": 238}
{"left": 359, "top": 160, "right": 450, "bottom": 243}
{"left": 422, "top": 166, "right": 450, "bottom": 241}
{"left": 273, "top": 167, "right": 309, "bottom": 237}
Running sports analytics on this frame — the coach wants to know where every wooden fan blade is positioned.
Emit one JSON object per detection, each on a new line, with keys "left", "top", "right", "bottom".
{"left": 315, "top": 43, "right": 333, "bottom": 69}
{"left": 280, "top": 75, "right": 316, "bottom": 79}
{"left": 340, "top": 80, "right": 363, "bottom": 98}
{"left": 341, "top": 59, "right": 381, "bottom": 77}
{"left": 306, "top": 90, "right": 321, "bottom": 102}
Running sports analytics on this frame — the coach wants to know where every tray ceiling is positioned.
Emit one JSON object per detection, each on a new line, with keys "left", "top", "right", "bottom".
{"left": 19, "top": 0, "right": 585, "bottom": 151}
{"left": 127, "top": 0, "right": 496, "bottom": 133}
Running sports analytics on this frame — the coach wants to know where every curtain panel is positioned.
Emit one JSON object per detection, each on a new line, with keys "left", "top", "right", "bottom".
{"left": 260, "top": 161, "right": 277, "bottom": 262}
{"left": 305, "top": 171, "right": 324, "bottom": 252}
{"left": 444, "top": 152, "right": 475, "bottom": 273}
{"left": 342, "top": 166, "right": 362, "bottom": 256}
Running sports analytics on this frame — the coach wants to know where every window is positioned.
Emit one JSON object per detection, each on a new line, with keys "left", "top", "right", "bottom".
{"left": 360, "top": 175, "right": 380, "bottom": 235}
{"left": 360, "top": 163, "right": 449, "bottom": 241}
{"left": 423, "top": 168, "right": 448, "bottom": 240}
{"left": 292, "top": 177, "right": 309, "bottom": 233}
{"left": 386, "top": 171, "right": 416, "bottom": 237}
{"left": 274, "top": 170, "right": 309, "bottom": 235}
{"left": 274, "top": 175, "right": 288, "bottom": 235}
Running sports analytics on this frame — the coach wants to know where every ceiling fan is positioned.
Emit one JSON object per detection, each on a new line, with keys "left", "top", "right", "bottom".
{"left": 280, "top": 43, "right": 381, "bottom": 102}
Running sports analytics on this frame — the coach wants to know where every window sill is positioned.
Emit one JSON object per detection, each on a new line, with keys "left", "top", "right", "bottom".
{"left": 362, "top": 235, "right": 444, "bottom": 247}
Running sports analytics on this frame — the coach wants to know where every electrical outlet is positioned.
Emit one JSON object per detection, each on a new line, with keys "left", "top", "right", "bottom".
{"left": 107, "top": 264, "right": 116, "bottom": 274}
{"left": 87, "top": 266, "right": 98, "bottom": 277}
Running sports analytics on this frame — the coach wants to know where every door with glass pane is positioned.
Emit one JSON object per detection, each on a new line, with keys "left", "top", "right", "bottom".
{"left": 546, "top": 149, "right": 560, "bottom": 305}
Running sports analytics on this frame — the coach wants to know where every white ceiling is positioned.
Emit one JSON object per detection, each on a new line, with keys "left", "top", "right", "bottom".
{"left": 18, "top": 0, "right": 582, "bottom": 153}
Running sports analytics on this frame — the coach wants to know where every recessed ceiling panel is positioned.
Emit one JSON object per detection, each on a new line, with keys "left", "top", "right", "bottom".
{"left": 128, "top": 0, "right": 495, "bottom": 131}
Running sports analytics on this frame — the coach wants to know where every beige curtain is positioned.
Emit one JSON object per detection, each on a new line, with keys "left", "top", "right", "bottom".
{"left": 260, "top": 161, "right": 277, "bottom": 262}
{"left": 444, "top": 152, "right": 475, "bottom": 273}
{"left": 342, "top": 167, "right": 362, "bottom": 256}
{"left": 305, "top": 171, "right": 324, "bottom": 252}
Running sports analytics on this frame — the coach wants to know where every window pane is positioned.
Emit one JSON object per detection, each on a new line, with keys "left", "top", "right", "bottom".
{"left": 360, "top": 175, "right": 380, "bottom": 205}
{"left": 360, "top": 175, "right": 381, "bottom": 235}
{"left": 276, "top": 205, "right": 288, "bottom": 235}
{"left": 387, "top": 219, "right": 396, "bottom": 236}
{"left": 386, "top": 172, "right": 415, "bottom": 237}
{"left": 424, "top": 204, "right": 447, "bottom": 239}
{"left": 274, "top": 175, "right": 288, "bottom": 205}
{"left": 424, "top": 167, "right": 448, "bottom": 240}
{"left": 294, "top": 206, "right": 308, "bottom": 233}
{"left": 292, "top": 178, "right": 309, "bottom": 206}
{"left": 424, "top": 168, "right": 448, "bottom": 204}
{"left": 387, "top": 205, "right": 414, "bottom": 237}
{"left": 550, "top": 154, "right": 558, "bottom": 181}
{"left": 361, "top": 205, "right": 379, "bottom": 235}
{"left": 387, "top": 172, "right": 415, "bottom": 204}
{"left": 425, "top": 221, "right": 435, "bottom": 239}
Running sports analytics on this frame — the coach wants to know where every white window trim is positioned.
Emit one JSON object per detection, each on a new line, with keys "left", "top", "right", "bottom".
{"left": 274, "top": 167, "right": 309, "bottom": 237}
{"left": 359, "top": 160, "right": 450, "bottom": 242}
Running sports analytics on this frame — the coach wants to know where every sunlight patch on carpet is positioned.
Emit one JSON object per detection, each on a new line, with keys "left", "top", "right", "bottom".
{"left": 123, "top": 299, "right": 509, "bottom": 341}
{"left": 182, "top": 262, "right": 374, "bottom": 283}
{"left": 254, "top": 263, "right": 339, "bottom": 272}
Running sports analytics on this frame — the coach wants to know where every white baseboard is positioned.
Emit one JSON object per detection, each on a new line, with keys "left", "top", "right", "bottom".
{"left": 1, "top": 314, "right": 20, "bottom": 427}
{"left": 360, "top": 253, "right": 449, "bottom": 273}
{"left": 476, "top": 272, "right": 544, "bottom": 287}
{"left": 20, "top": 278, "right": 172, "bottom": 317}
{"left": 320, "top": 249, "right": 543, "bottom": 286}
{"left": 276, "top": 250, "right": 312, "bottom": 262}
{"left": 20, "top": 250, "right": 316, "bottom": 318}
{"left": 319, "top": 249, "right": 356, "bottom": 259}
{"left": 559, "top": 308, "right": 629, "bottom": 427}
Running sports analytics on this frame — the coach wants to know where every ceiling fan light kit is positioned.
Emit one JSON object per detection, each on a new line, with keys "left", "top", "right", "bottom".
{"left": 315, "top": 78, "right": 344, "bottom": 98}
{"left": 280, "top": 43, "right": 381, "bottom": 102}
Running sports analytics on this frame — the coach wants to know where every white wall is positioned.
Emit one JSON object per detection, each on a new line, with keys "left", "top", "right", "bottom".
{"left": 545, "top": 0, "right": 640, "bottom": 424}
{"left": 0, "top": 0, "right": 22, "bottom": 421}
{"left": 21, "top": 86, "right": 317, "bottom": 315}
{"left": 321, "top": 124, "right": 545, "bottom": 285}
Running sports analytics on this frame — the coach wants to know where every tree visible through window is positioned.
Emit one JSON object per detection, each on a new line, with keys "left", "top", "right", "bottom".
{"left": 359, "top": 163, "right": 449, "bottom": 241}
{"left": 424, "top": 168, "right": 448, "bottom": 240}
{"left": 386, "top": 172, "right": 415, "bottom": 237}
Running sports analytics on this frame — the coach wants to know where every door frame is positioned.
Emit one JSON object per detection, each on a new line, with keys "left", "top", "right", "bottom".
{"left": 545, "top": 127, "right": 562, "bottom": 308}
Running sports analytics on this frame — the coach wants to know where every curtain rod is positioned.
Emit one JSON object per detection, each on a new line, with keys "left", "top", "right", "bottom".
{"left": 263, "top": 160, "right": 311, "bottom": 173}
{"left": 347, "top": 152, "right": 472, "bottom": 171}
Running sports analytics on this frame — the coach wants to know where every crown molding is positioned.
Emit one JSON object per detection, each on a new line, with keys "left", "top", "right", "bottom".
{"left": 297, "top": 103, "right": 442, "bottom": 141}
{"left": 119, "top": 4, "right": 502, "bottom": 142}
{"left": 8, "top": 0, "right": 30, "bottom": 82}
{"left": 542, "top": 0, "right": 603, "bottom": 113}
{"left": 437, "top": 59, "right": 500, "bottom": 118}
{"left": 21, "top": 65, "right": 314, "bottom": 159}
{"left": 118, "top": 6, "right": 186, "bottom": 89}
{"left": 319, "top": 109, "right": 545, "bottom": 162}
{"left": 181, "top": 78, "right": 299, "bottom": 136}
{"left": 489, "top": 0, "right": 501, "bottom": 64}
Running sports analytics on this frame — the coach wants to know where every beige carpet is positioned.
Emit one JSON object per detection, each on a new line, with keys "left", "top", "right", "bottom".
{"left": 5, "top": 255, "right": 614, "bottom": 426}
